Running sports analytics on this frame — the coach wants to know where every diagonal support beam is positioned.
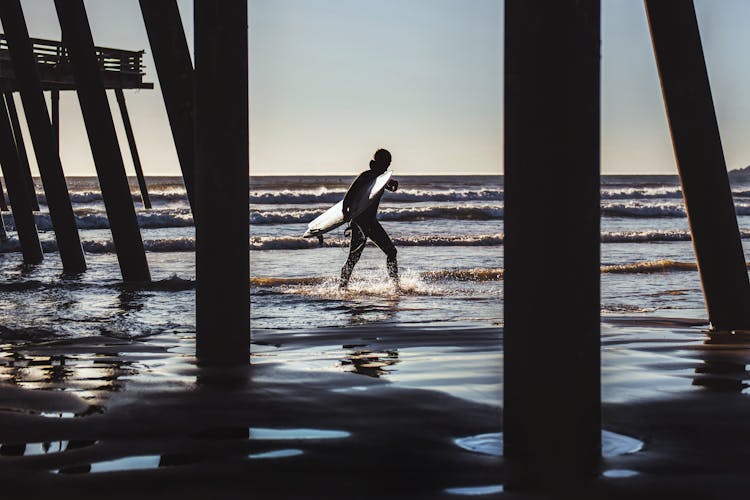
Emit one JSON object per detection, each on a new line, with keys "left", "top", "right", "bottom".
{"left": 0, "top": 93, "right": 42, "bottom": 264}
{"left": 54, "top": 0, "right": 150, "bottom": 282}
{"left": 0, "top": 0, "right": 86, "bottom": 274}
{"left": 5, "top": 92, "right": 40, "bottom": 212}
{"left": 115, "top": 88, "right": 151, "bottom": 209}
{"left": 138, "top": 0, "right": 196, "bottom": 215}
{"left": 504, "top": 0, "right": 601, "bottom": 489}
{"left": 646, "top": 0, "right": 750, "bottom": 330}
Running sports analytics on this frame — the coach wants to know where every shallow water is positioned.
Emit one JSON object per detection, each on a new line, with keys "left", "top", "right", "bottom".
{"left": 0, "top": 174, "right": 741, "bottom": 342}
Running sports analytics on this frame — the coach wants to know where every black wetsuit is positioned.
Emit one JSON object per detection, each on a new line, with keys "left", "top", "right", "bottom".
{"left": 340, "top": 170, "right": 398, "bottom": 287}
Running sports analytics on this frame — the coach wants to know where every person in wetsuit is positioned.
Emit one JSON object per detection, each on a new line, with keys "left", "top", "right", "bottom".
{"left": 340, "top": 148, "right": 399, "bottom": 289}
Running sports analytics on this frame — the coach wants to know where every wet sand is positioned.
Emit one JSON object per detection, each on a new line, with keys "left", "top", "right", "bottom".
{"left": 3, "top": 319, "right": 750, "bottom": 498}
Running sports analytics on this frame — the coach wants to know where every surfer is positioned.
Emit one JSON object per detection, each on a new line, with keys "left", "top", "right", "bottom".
{"left": 339, "top": 148, "right": 399, "bottom": 289}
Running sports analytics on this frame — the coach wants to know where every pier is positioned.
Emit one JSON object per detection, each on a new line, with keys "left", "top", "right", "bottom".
{"left": 2, "top": 0, "right": 750, "bottom": 497}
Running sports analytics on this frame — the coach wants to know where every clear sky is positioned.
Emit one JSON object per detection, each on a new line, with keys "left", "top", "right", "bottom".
{"left": 3, "top": 1, "right": 750, "bottom": 176}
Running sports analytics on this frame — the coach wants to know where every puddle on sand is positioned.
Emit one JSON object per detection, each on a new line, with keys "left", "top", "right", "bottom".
{"left": 0, "top": 439, "right": 96, "bottom": 456}
{"left": 40, "top": 412, "right": 76, "bottom": 419}
{"left": 455, "top": 430, "right": 643, "bottom": 458}
{"left": 603, "top": 469, "right": 640, "bottom": 478}
{"left": 0, "top": 351, "right": 134, "bottom": 404}
{"left": 191, "top": 427, "right": 351, "bottom": 441}
{"left": 55, "top": 453, "right": 197, "bottom": 474}
{"left": 445, "top": 485, "right": 504, "bottom": 496}
{"left": 249, "top": 449, "right": 303, "bottom": 459}
{"left": 40, "top": 405, "right": 105, "bottom": 418}
{"left": 250, "top": 428, "right": 350, "bottom": 440}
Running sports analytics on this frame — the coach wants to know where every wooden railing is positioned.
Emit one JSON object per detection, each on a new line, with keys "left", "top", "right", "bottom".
{"left": 0, "top": 34, "right": 146, "bottom": 76}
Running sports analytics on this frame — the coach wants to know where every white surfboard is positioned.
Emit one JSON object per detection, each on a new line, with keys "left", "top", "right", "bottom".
{"left": 303, "top": 170, "right": 393, "bottom": 238}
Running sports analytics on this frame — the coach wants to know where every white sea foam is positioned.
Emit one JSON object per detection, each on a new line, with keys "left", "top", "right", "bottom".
{"left": 250, "top": 205, "right": 503, "bottom": 225}
{"left": 249, "top": 188, "right": 502, "bottom": 205}
{"left": 280, "top": 269, "right": 446, "bottom": 299}
{"left": 250, "top": 234, "right": 505, "bottom": 250}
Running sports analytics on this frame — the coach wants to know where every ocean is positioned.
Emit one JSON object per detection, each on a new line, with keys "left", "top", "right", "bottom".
{"left": 2, "top": 171, "right": 750, "bottom": 342}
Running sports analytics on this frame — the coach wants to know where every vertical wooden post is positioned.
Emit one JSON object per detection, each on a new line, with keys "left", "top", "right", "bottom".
{"left": 0, "top": 93, "right": 42, "bottom": 264}
{"left": 504, "top": 0, "right": 601, "bottom": 489}
{"left": 138, "top": 0, "right": 196, "bottom": 215}
{"left": 645, "top": 0, "right": 750, "bottom": 331}
{"left": 5, "top": 92, "right": 40, "bottom": 211}
{"left": 54, "top": 0, "right": 150, "bottom": 282}
{"left": 0, "top": 178, "right": 8, "bottom": 211}
{"left": 0, "top": 1, "right": 86, "bottom": 274}
{"left": 194, "top": 0, "right": 249, "bottom": 365}
{"left": 51, "top": 89, "right": 59, "bottom": 152}
{"left": 114, "top": 88, "right": 151, "bottom": 209}
{"left": 0, "top": 213, "right": 7, "bottom": 242}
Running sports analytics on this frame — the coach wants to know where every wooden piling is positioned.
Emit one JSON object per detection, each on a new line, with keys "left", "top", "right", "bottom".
{"left": 645, "top": 0, "right": 750, "bottom": 331}
{"left": 54, "top": 0, "right": 150, "bottom": 282}
{"left": 0, "top": 179, "right": 8, "bottom": 212}
{"left": 114, "top": 89, "right": 151, "bottom": 209}
{"left": 0, "top": 93, "right": 42, "bottom": 264}
{"left": 0, "top": 0, "right": 86, "bottom": 274}
{"left": 51, "top": 89, "right": 59, "bottom": 152}
{"left": 5, "top": 92, "right": 40, "bottom": 211}
{"left": 138, "top": 0, "right": 196, "bottom": 215}
{"left": 0, "top": 212, "right": 7, "bottom": 242}
{"left": 194, "top": 0, "right": 249, "bottom": 366}
{"left": 504, "top": 0, "right": 601, "bottom": 489}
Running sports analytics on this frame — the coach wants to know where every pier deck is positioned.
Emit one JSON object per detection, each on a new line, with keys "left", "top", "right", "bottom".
{"left": 0, "top": 35, "right": 152, "bottom": 90}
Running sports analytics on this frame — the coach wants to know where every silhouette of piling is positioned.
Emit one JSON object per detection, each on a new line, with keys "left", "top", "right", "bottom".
{"left": 54, "top": 0, "right": 149, "bottom": 282}
{"left": 504, "top": 0, "right": 601, "bottom": 490}
{"left": 0, "top": 0, "right": 86, "bottom": 274}
{"left": 0, "top": 179, "right": 8, "bottom": 211}
{"left": 194, "top": 1, "right": 249, "bottom": 366}
{"left": 51, "top": 89, "right": 59, "bottom": 151}
{"left": 0, "top": 213, "right": 7, "bottom": 241}
{"left": 646, "top": 0, "right": 750, "bottom": 331}
{"left": 5, "top": 92, "right": 39, "bottom": 211}
{"left": 0, "top": 93, "right": 42, "bottom": 264}
{"left": 139, "top": 0, "right": 196, "bottom": 215}
{"left": 115, "top": 88, "right": 151, "bottom": 209}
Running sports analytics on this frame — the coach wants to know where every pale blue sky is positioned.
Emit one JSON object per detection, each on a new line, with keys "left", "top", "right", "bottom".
{"left": 3, "top": 1, "right": 750, "bottom": 176}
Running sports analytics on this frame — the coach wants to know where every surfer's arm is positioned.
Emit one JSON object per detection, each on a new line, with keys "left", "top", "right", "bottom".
{"left": 385, "top": 179, "right": 398, "bottom": 192}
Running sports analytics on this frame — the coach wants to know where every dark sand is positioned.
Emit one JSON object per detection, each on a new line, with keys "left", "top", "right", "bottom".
{"left": 2, "top": 318, "right": 750, "bottom": 498}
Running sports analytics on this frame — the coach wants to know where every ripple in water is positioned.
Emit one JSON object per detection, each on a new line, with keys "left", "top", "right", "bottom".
{"left": 454, "top": 430, "right": 643, "bottom": 458}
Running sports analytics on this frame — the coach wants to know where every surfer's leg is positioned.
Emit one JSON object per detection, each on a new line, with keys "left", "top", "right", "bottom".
{"left": 368, "top": 221, "right": 398, "bottom": 285}
{"left": 340, "top": 224, "right": 367, "bottom": 288}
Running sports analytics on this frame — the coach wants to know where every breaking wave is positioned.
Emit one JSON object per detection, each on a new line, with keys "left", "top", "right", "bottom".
{"left": 601, "top": 260, "right": 697, "bottom": 274}
{"left": 250, "top": 205, "right": 503, "bottom": 224}
{"left": 37, "top": 190, "right": 188, "bottom": 206}
{"left": 250, "top": 188, "right": 502, "bottom": 205}
{"left": 251, "top": 234, "right": 504, "bottom": 250}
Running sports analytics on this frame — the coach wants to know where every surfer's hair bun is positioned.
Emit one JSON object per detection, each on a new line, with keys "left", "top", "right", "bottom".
{"left": 370, "top": 149, "right": 391, "bottom": 169}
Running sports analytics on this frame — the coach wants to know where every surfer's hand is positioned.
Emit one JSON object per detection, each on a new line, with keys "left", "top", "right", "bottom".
{"left": 386, "top": 179, "right": 399, "bottom": 192}
{"left": 342, "top": 206, "right": 352, "bottom": 222}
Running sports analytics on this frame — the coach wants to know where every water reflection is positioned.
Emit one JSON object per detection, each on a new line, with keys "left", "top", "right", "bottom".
{"left": 0, "top": 439, "right": 97, "bottom": 456}
{"left": 454, "top": 430, "right": 643, "bottom": 458}
{"left": 693, "top": 332, "right": 750, "bottom": 393}
{"left": 0, "top": 348, "right": 134, "bottom": 407}
{"left": 344, "top": 299, "right": 398, "bottom": 326}
{"left": 57, "top": 453, "right": 199, "bottom": 474}
{"left": 341, "top": 348, "right": 400, "bottom": 378}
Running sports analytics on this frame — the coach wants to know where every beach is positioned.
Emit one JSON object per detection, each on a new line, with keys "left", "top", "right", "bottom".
{"left": 2, "top": 174, "right": 750, "bottom": 497}
{"left": 6, "top": 316, "right": 750, "bottom": 498}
